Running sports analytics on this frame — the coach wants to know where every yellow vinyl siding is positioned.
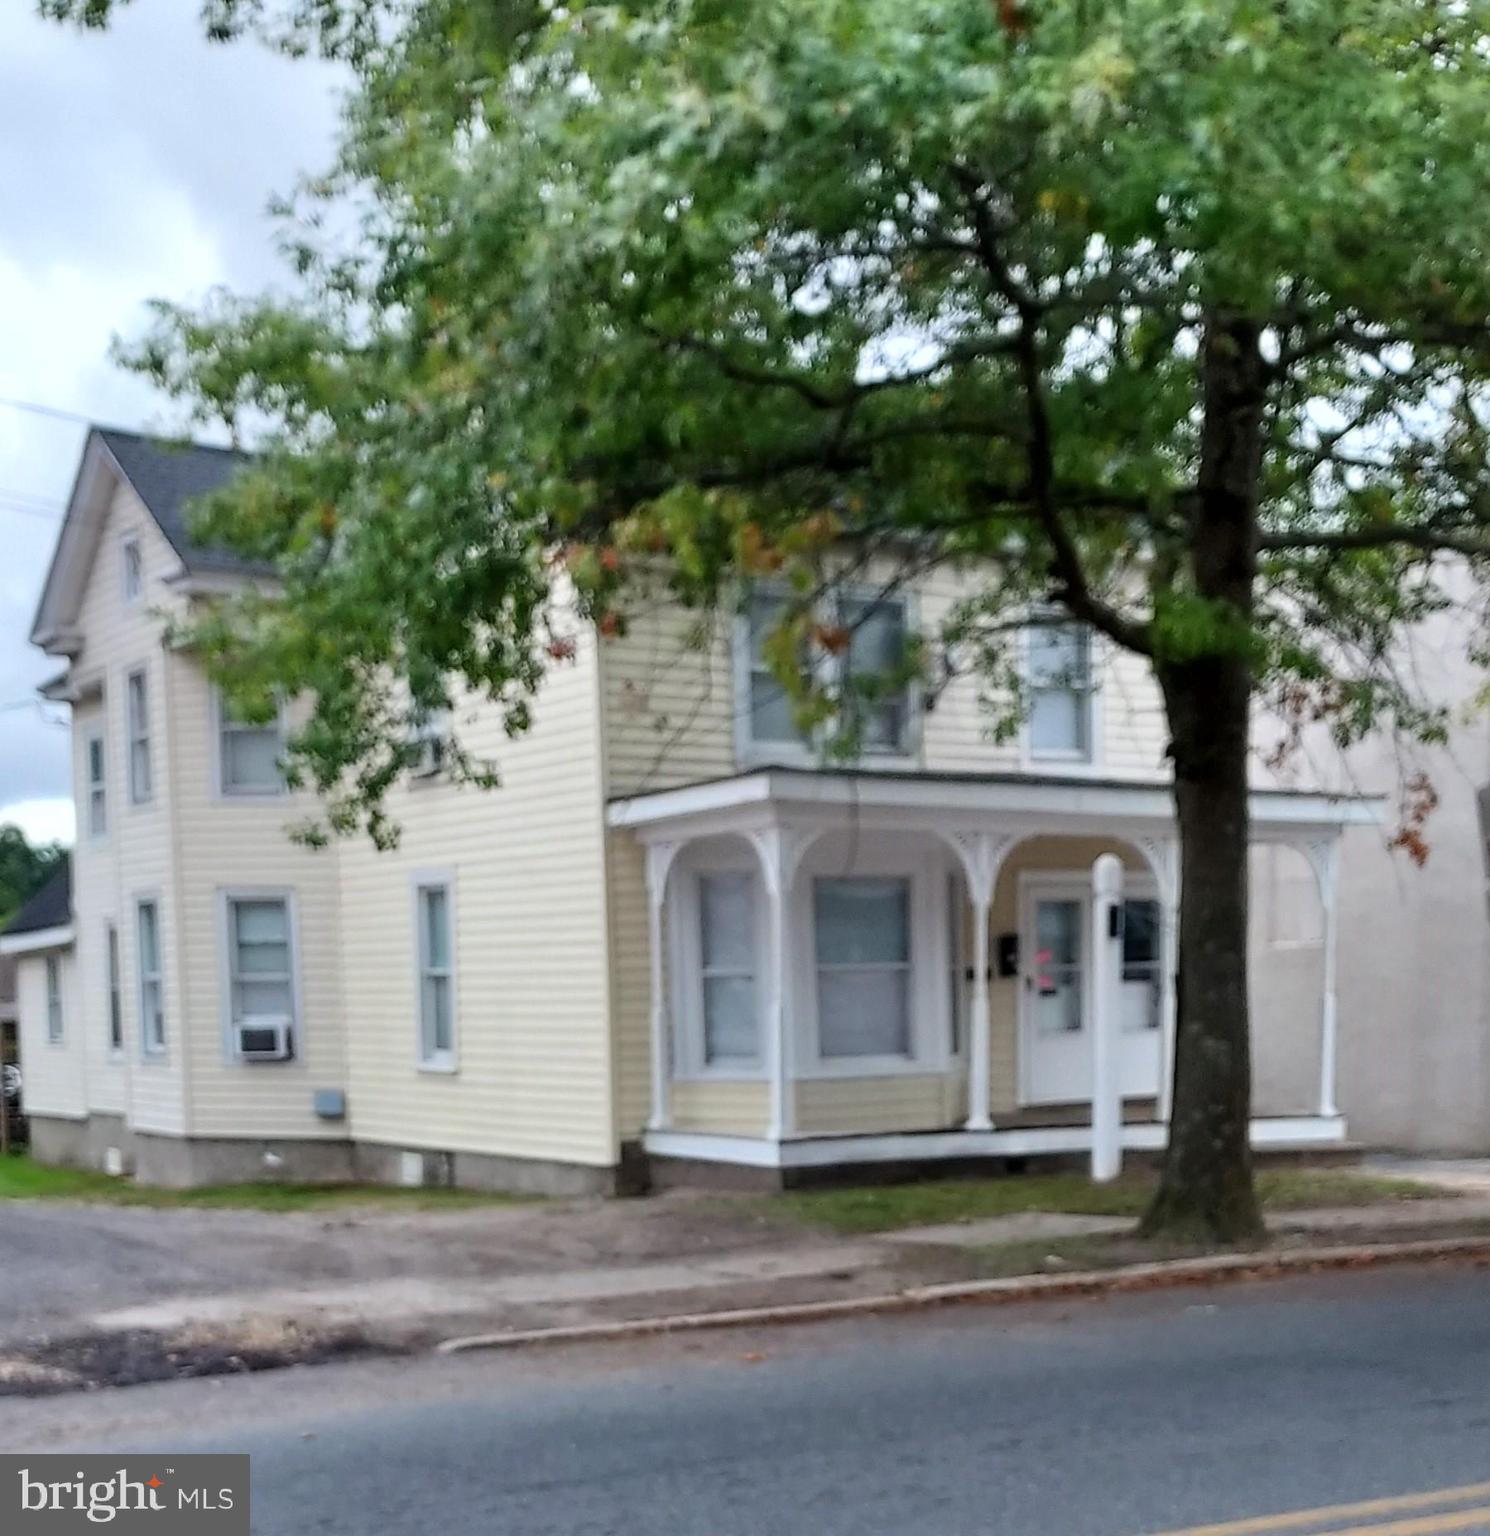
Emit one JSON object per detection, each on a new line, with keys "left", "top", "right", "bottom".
{"left": 68, "top": 483, "right": 187, "bottom": 1136}
{"left": 794, "top": 1075, "right": 962, "bottom": 1135}
{"left": 338, "top": 633, "right": 617, "bottom": 1167}
{"left": 599, "top": 600, "right": 736, "bottom": 797}
{"left": 70, "top": 698, "right": 126, "bottom": 1116}
{"left": 14, "top": 951, "right": 85, "bottom": 1120}
{"left": 167, "top": 658, "right": 348, "bottom": 1141}
{"left": 670, "top": 1080, "right": 770, "bottom": 1136}
{"left": 606, "top": 830, "right": 654, "bottom": 1140}
{"left": 599, "top": 572, "right": 1172, "bottom": 797}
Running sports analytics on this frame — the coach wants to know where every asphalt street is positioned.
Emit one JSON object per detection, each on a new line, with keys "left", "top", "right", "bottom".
{"left": 32, "top": 1264, "right": 1490, "bottom": 1536}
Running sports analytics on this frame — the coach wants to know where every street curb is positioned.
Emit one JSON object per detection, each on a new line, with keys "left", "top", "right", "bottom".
{"left": 436, "top": 1233, "right": 1490, "bottom": 1355}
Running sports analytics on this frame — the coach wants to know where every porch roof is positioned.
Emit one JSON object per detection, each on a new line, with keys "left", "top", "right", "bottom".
{"left": 606, "top": 765, "right": 1384, "bottom": 842}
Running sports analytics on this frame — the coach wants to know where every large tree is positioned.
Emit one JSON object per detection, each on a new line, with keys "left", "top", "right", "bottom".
{"left": 0, "top": 826, "right": 64, "bottom": 931}
{"left": 47, "top": 0, "right": 1490, "bottom": 1238}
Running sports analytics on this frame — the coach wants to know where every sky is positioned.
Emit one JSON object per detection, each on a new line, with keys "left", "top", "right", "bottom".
{"left": 0, "top": 3, "right": 342, "bottom": 847}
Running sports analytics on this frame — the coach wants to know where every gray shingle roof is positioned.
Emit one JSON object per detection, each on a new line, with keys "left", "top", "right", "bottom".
{"left": 2, "top": 859, "right": 72, "bottom": 938}
{"left": 96, "top": 428, "right": 265, "bottom": 576}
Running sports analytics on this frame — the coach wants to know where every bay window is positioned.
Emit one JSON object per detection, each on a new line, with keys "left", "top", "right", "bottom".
{"left": 696, "top": 872, "right": 760, "bottom": 1066}
{"left": 814, "top": 876, "right": 913, "bottom": 1060}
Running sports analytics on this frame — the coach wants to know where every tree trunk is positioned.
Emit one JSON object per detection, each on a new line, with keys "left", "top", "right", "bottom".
{"left": 1141, "top": 655, "right": 1262, "bottom": 1242}
{"left": 1140, "top": 312, "right": 1268, "bottom": 1244}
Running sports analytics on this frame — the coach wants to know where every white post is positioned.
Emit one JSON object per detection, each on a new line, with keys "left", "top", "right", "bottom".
{"left": 1306, "top": 837, "right": 1342, "bottom": 1119}
{"left": 966, "top": 885, "right": 994, "bottom": 1132}
{"left": 644, "top": 841, "right": 680, "bottom": 1134}
{"left": 1090, "top": 852, "right": 1124, "bottom": 1183}
{"left": 951, "top": 832, "right": 1015, "bottom": 1133}
{"left": 751, "top": 827, "right": 807, "bottom": 1143}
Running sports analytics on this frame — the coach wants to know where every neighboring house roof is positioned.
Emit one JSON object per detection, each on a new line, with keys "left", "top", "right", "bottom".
{"left": 30, "top": 425, "right": 264, "bottom": 652}
{"left": 1, "top": 859, "right": 72, "bottom": 940}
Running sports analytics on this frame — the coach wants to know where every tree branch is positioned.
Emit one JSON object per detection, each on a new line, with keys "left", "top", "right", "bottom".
{"left": 1259, "top": 525, "right": 1490, "bottom": 558}
{"left": 949, "top": 162, "right": 1153, "bottom": 656}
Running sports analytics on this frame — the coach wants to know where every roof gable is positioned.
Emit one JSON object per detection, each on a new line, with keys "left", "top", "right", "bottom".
{"left": 31, "top": 427, "right": 262, "bottom": 652}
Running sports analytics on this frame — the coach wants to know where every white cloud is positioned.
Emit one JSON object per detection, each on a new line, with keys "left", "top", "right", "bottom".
{"left": 0, "top": 5, "right": 342, "bottom": 819}
{"left": 0, "top": 798, "right": 75, "bottom": 849}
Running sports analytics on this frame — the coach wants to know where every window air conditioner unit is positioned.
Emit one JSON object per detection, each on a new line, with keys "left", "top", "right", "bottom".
{"left": 235, "top": 1017, "right": 293, "bottom": 1061}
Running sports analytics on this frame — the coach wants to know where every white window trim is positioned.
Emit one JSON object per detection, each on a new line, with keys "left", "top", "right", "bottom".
{"left": 121, "top": 536, "right": 143, "bottom": 605}
{"left": 410, "top": 869, "right": 458, "bottom": 1073}
{"left": 1014, "top": 868, "right": 1160, "bottom": 1106}
{"left": 85, "top": 728, "right": 108, "bottom": 839}
{"left": 45, "top": 954, "right": 63, "bottom": 1045}
{"left": 217, "top": 888, "right": 303, "bottom": 1064}
{"left": 211, "top": 686, "right": 288, "bottom": 801}
{"left": 105, "top": 921, "right": 123, "bottom": 1059}
{"left": 134, "top": 894, "right": 166, "bottom": 1061}
{"left": 1019, "top": 620, "right": 1103, "bottom": 772}
{"left": 668, "top": 855, "right": 769, "bottom": 1082}
{"left": 732, "top": 582, "right": 923, "bottom": 773}
{"left": 125, "top": 666, "right": 153, "bottom": 807}
{"left": 791, "top": 842, "right": 954, "bottom": 1080}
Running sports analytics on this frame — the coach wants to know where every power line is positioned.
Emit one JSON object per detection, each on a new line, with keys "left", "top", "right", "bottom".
{"left": 0, "top": 395, "right": 96, "bottom": 428}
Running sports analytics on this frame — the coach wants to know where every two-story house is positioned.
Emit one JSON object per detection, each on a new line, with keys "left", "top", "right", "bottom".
{"left": 0, "top": 427, "right": 1372, "bottom": 1190}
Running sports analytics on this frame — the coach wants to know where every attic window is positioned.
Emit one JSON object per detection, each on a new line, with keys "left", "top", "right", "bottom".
{"left": 122, "top": 539, "right": 142, "bottom": 604}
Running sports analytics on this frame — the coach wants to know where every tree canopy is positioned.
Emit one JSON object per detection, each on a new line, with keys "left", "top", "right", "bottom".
{"left": 43, "top": 0, "right": 1490, "bottom": 1235}
{"left": 0, "top": 826, "right": 65, "bottom": 932}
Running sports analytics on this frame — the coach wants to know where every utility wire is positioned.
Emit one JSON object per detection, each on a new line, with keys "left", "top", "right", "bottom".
{"left": 0, "top": 395, "right": 96, "bottom": 428}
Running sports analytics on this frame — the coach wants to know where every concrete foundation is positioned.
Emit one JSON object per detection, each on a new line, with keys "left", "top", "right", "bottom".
{"left": 354, "top": 1141, "right": 626, "bottom": 1198}
{"left": 132, "top": 1133, "right": 357, "bottom": 1188}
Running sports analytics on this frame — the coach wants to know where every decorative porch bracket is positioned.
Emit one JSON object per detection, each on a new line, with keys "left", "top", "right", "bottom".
{"left": 748, "top": 826, "right": 821, "bottom": 1142}
{"left": 643, "top": 840, "right": 683, "bottom": 1134}
{"left": 947, "top": 832, "right": 1019, "bottom": 1132}
{"left": 1299, "top": 835, "right": 1343, "bottom": 1119}
{"left": 1135, "top": 835, "right": 1180, "bottom": 1124}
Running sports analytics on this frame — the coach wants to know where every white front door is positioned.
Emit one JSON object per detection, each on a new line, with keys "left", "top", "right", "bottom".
{"left": 1019, "top": 878, "right": 1164, "bottom": 1106}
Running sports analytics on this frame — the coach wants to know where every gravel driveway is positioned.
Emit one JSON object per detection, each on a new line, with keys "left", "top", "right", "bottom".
{"left": 0, "top": 1193, "right": 791, "bottom": 1347}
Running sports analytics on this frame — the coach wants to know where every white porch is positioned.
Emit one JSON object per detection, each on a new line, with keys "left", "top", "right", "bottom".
{"left": 607, "top": 768, "right": 1380, "bottom": 1176}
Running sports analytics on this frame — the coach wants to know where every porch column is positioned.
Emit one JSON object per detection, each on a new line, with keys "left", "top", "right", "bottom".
{"left": 1139, "top": 836, "right": 1181, "bottom": 1124}
{"left": 750, "top": 827, "right": 815, "bottom": 1143}
{"left": 1090, "top": 853, "right": 1125, "bottom": 1182}
{"left": 1302, "top": 836, "right": 1342, "bottom": 1118}
{"left": 644, "top": 840, "right": 683, "bottom": 1134}
{"left": 950, "top": 832, "right": 1017, "bottom": 1133}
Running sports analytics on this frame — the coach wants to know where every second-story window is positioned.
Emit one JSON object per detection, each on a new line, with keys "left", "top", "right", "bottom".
{"left": 218, "top": 693, "right": 284, "bottom": 796}
{"left": 1027, "top": 622, "right": 1095, "bottom": 763}
{"left": 745, "top": 592, "right": 804, "bottom": 748}
{"left": 408, "top": 707, "right": 452, "bottom": 780}
{"left": 742, "top": 588, "right": 911, "bottom": 759}
{"left": 839, "top": 593, "right": 910, "bottom": 755}
{"left": 126, "top": 668, "right": 153, "bottom": 804}
{"left": 86, "top": 732, "right": 107, "bottom": 837}
{"left": 122, "top": 538, "right": 142, "bottom": 604}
